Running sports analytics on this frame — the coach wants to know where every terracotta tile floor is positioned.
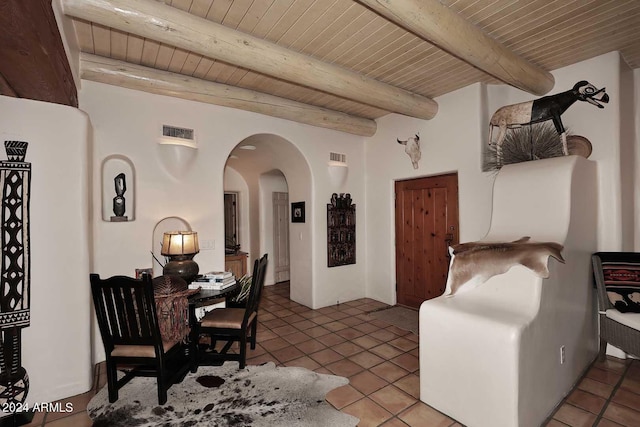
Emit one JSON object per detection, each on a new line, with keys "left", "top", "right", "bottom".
{"left": 28, "top": 281, "right": 640, "bottom": 426}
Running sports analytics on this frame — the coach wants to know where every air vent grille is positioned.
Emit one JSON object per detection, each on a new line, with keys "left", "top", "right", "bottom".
{"left": 329, "top": 152, "right": 346, "bottom": 163}
{"left": 162, "top": 125, "right": 194, "bottom": 140}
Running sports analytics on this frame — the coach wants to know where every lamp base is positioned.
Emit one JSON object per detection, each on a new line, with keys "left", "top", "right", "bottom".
{"left": 163, "top": 256, "right": 199, "bottom": 283}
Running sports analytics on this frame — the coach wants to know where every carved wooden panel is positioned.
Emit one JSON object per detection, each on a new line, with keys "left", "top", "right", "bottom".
{"left": 327, "top": 193, "right": 355, "bottom": 267}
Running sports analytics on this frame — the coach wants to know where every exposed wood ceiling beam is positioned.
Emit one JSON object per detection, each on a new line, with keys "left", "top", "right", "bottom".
{"left": 0, "top": 72, "right": 18, "bottom": 98}
{"left": 359, "top": 0, "right": 555, "bottom": 96}
{"left": 62, "top": 0, "right": 438, "bottom": 120}
{"left": 0, "top": 0, "right": 77, "bottom": 107}
{"left": 81, "top": 54, "right": 377, "bottom": 137}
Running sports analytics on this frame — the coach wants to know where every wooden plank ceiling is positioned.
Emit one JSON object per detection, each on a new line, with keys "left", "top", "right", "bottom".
{"left": 4, "top": 1, "right": 640, "bottom": 135}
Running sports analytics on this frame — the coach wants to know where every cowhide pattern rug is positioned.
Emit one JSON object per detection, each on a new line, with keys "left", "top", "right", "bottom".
{"left": 444, "top": 236, "right": 565, "bottom": 296}
{"left": 88, "top": 362, "right": 358, "bottom": 427}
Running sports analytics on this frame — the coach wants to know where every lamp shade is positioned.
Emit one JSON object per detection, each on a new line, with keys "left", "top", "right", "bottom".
{"left": 161, "top": 231, "right": 199, "bottom": 256}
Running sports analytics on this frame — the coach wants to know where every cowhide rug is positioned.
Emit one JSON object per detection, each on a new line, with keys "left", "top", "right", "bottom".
{"left": 88, "top": 362, "right": 358, "bottom": 427}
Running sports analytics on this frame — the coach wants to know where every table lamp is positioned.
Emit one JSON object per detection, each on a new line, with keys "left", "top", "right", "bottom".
{"left": 161, "top": 231, "right": 199, "bottom": 283}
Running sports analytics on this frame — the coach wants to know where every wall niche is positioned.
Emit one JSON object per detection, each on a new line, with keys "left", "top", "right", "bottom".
{"left": 101, "top": 155, "right": 135, "bottom": 222}
{"left": 327, "top": 193, "right": 355, "bottom": 267}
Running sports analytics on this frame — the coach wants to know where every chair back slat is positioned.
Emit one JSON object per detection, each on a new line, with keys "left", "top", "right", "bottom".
{"left": 121, "top": 286, "right": 140, "bottom": 339}
{"left": 102, "top": 286, "right": 121, "bottom": 343}
{"left": 134, "top": 285, "right": 152, "bottom": 338}
{"left": 243, "top": 254, "right": 268, "bottom": 324}
{"left": 113, "top": 286, "right": 130, "bottom": 340}
{"left": 255, "top": 255, "right": 268, "bottom": 309}
{"left": 91, "top": 274, "right": 161, "bottom": 349}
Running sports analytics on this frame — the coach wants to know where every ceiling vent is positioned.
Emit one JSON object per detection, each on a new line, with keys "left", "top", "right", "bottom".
{"left": 159, "top": 124, "right": 197, "bottom": 149}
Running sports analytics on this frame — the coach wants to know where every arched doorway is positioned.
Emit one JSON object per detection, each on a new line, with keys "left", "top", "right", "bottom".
{"left": 222, "top": 134, "right": 313, "bottom": 307}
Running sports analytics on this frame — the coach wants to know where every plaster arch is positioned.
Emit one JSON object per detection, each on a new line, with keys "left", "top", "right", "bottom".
{"left": 223, "top": 133, "right": 314, "bottom": 308}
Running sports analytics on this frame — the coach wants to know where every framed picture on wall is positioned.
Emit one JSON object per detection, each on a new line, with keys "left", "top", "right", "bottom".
{"left": 291, "top": 201, "right": 305, "bottom": 223}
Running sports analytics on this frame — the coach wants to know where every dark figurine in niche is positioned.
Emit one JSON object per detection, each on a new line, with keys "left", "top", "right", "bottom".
{"left": 111, "top": 173, "right": 128, "bottom": 222}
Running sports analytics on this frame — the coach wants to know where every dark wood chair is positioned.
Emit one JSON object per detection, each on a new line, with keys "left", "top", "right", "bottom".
{"left": 90, "top": 273, "right": 190, "bottom": 404}
{"left": 198, "top": 254, "right": 268, "bottom": 368}
{"left": 592, "top": 252, "right": 640, "bottom": 360}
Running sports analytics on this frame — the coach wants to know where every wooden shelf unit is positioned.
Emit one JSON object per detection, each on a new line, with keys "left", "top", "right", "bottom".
{"left": 225, "top": 251, "right": 248, "bottom": 278}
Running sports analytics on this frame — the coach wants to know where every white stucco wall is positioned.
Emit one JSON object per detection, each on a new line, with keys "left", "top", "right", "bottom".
{"left": 364, "top": 83, "right": 495, "bottom": 305}
{"left": 365, "top": 51, "right": 634, "bottom": 305}
{"left": 0, "top": 47, "right": 634, "bottom": 405}
{"left": 634, "top": 68, "right": 640, "bottom": 251}
{"left": 79, "top": 80, "right": 367, "bottom": 321}
{"left": 486, "top": 51, "right": 626, "bottom": 252}
{"left": 0, "top": 96, "right": 92, "bottom": 404}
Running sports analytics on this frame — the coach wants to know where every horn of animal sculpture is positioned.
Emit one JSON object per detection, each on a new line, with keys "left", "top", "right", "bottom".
{"left": 443, "top": 236, "right": 565, "bottom": 296}
{"left": 489, "top": 81, "right": 609, "bottom": 165}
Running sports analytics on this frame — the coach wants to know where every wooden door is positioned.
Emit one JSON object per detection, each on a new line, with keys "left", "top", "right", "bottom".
{"left": 395, "top": 173, "right": 459, "bottom": 308}
{"left": 272, "top": 192, "right": 290, "bottom": 283}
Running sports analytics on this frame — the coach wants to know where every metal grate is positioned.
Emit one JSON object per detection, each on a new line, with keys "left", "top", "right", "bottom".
{"left": 162, "top": 125, "right": 194, "bottom": 140}
{"left": 329, "top": 152, "right": 346, "bottom": 163}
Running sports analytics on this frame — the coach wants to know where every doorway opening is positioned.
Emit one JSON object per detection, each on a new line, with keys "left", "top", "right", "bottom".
{"left": 224, "top": 192, "right": 240, "bottom": 254}
{"left": 223, "top": 133, "right": 313, "bottom": 308}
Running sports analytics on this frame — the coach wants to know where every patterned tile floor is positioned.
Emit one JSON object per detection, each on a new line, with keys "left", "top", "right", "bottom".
{"left": 26, "top": 281, "right": 640, "bottom": 426}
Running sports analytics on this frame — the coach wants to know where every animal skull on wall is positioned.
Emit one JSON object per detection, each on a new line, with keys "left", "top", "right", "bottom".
{"left": 397, "top": 133, "right": 421, "bottom": 169}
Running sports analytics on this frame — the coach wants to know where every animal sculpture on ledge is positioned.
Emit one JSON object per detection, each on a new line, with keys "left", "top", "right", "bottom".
{"left": 489, "top": 81, "right": 608, "bottom": 165}
{"left": 443, "top": 237, "right": 565, "bottom": 296}
{"left": 397, "top": 133, "right": 421, "bottom": 169}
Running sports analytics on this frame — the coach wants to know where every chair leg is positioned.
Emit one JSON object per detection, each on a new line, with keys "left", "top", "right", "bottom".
{"left": 239, "top": 334, "right": 247, "bottom": 369}
{"left": 598, "top": 337, "right": 607, "bottom": 362}
{"left": 106, "top": 362, "right": 119, "bottom": 403}
{"left": 156, "top": 359, "right": 168, "bottom": 405}
{"left": 189, "top": 340, "right": 198, "bottom": 374}
{"left": 250, "top": 318, "right": 258, "bottom": 350}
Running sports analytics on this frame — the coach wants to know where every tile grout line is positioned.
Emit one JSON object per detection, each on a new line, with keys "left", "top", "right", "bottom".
{"left": 75, "top": 286, "right": 640, "bottom": 427}
{"left": 592, "top": 360, "right": 633, "bottom": 425}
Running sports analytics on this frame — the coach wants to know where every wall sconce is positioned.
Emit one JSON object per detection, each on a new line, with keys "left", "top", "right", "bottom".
{"left": 161, "top": 231, "right": 199, "bottom": 283}
{"left": 327, "top": 160, "right": 348, "bottom": 188}
{"left": 157, "top": 124, "right": 197, "bottom": 179}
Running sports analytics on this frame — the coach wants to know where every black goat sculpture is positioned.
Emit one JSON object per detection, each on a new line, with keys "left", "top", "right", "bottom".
{"left": 489, "top": 81, "right": 609, "bottom": 163}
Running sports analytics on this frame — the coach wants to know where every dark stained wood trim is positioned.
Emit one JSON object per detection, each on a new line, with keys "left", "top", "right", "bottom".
{"left": 0, "top": 0, "right": 77, "bottom": 107}
{"left": 0, "top": 72, "right": 18, "bottom": 97}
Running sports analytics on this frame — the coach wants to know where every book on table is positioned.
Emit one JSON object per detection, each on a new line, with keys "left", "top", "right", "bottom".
{"left": 202, "top": 271, "right": 233, "bottom": 280}
{"left": 189, "top": 280, "right": 236, "bottom": 290}
{"left": 194, "top": 275, "right": 235, "bottom": 284}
